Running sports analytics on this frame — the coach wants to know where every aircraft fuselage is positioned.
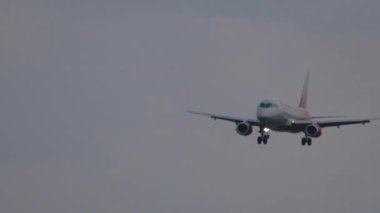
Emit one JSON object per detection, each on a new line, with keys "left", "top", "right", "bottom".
{"left": 256, "top": 98, "right": 310, "bottom": 133}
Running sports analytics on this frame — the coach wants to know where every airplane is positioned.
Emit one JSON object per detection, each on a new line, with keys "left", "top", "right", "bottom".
{"left": 187, "top": 72, "right": 379, "bottom": 146}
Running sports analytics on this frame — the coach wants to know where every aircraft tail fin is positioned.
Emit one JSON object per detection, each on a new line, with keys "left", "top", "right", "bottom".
{"left": 299, "top": 72, "right": 309, "bottom": 109}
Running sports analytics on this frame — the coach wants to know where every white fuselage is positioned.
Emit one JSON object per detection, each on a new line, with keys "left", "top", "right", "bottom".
{"left": 256, "top": 98, "right": 310, "bottom": 133}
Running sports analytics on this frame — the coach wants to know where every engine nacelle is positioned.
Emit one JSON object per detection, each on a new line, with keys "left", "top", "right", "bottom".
{"left": 236, "top": 122, "right": 253, "bottom": 136}
{"left": 304, "top": 124, "right": 322, "bottom": 138}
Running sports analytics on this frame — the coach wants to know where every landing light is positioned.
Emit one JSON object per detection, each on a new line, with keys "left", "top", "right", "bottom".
{"left": 264, "top": 127, "right": 271, "bottom": 132}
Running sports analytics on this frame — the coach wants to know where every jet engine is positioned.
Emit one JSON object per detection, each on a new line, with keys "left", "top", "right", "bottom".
{"left": 304, "top": 124, "right": 322, "bottom": 137}
{"left": 236, "top": 122, "right": 253, "bottom": 136}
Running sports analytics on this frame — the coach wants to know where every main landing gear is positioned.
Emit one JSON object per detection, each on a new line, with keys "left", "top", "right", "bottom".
{"left": 257, "top": 127, "right": 270, "bottom": 145}
{"left": 301, "top": 137, "right": 312, "bottom": 146}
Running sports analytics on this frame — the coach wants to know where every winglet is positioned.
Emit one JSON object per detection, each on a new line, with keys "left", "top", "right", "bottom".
{"left": 299, "top": 71, "right": 310, "bottom": 109}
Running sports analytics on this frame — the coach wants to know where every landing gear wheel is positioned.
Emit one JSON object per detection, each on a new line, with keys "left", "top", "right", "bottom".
{"left": 257, "top": 136, "right": 262, "bottom": 144}
{"left": 307, "top": 138, "right": 312, "bottom": 146}
{"left": 301, "top": 137, "right": 306, "bottom": 146}
{"left": 263, "top": 136, "right": 268, "bottom": 145}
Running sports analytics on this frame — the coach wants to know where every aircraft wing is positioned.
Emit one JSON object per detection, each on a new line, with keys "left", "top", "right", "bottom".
{"left": 187, "top": 110, "right": 261, "bottom": 126}
{"left": 293, "top": 117, "right": 380, "bottom": 128}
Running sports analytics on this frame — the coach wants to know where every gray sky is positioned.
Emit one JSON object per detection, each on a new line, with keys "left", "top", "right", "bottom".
{"left": 1, "top": 0, "right": 380, "bottom": 212}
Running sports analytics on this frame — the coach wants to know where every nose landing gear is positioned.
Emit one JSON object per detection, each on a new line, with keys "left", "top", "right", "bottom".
{"left": 257, "top": 127, "right": 270, "bottom": 145}
{"left": 257, "top": 135, "right": 269, "bottom": 144}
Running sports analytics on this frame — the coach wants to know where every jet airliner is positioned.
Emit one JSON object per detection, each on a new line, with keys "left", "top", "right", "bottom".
{"left": 187, "top": 72, "right": 379, "bottom": 146}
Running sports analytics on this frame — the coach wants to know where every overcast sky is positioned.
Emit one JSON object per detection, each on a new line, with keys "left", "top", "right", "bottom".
{"left": 1, "top": 0, "right": 380, "bottom": 212}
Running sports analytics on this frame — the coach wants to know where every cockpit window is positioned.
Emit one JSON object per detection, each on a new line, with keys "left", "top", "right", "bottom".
{"left": 259, "top": 102, "right": 267, "bottom": 108}
{"left": 260, "top": 102, "right": 270, "bottom": 108}
{"left": 259, "top": 102, "right": 278, "bottom": 108}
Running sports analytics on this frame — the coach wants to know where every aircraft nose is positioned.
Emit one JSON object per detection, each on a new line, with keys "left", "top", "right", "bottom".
{"left": 257, "top": 109, "right": 268, "bottom": 122}
{"left": 256, "top": 109, "right": 278, "bottom": 122}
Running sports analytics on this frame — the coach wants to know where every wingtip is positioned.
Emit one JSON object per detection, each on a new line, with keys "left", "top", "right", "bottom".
{"left": 186, "top": 110, "right": 202, "bottom": 115}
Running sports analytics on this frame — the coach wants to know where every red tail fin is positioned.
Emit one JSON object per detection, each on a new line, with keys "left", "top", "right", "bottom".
{"left": 299, "top": 72, "right": 309, "bottom": 109}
